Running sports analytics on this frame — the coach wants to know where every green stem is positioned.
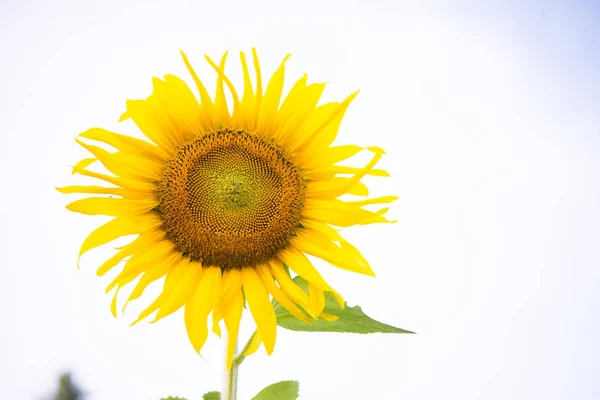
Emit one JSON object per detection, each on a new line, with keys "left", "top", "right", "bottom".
{"left": 233, "top": 331, "right": 256, "bottom": 366}
{"left": 222, "top": 345, "right": 238, "bottom": 400}
{"left": 222, "top": 331, "right": 257, "bottom": 400}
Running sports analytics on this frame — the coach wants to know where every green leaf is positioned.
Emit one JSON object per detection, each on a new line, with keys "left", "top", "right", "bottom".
{"left": 275, "top": 276, "right": 414, "bottom": 334}
{"left": 161, "top": 397, "right": 187, "bottom": 400}
{"left": 202, "top": 392, "right": 221, "bottom": 400}
{"left": 252, "top": 380, "right": 299, "bottom": 400}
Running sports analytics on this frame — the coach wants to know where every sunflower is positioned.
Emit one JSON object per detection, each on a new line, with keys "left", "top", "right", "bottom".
{"left": 59, "top": 49, "right": 396, "bottom": 368}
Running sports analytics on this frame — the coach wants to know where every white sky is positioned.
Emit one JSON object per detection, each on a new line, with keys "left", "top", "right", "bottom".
{"left": 1, "top": 0, "right": 599, "bottom": 399}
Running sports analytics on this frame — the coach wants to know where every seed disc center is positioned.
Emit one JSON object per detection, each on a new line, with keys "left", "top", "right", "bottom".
{"left": 157, "top": 129, "right": 305, "bottom": 269}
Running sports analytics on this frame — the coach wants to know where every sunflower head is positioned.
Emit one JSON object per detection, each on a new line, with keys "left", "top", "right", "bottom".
{"left": 60, "top": 48, "right": 396, "bottom": 368}
{"left": 156, "top": 128, "right": 306, "bottom": 270}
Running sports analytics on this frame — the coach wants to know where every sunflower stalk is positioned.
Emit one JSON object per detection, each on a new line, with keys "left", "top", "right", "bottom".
{"left": 223, "top": 331, "right": 257, "bottom": 400}
{"left": 222, "top": 351, "right": 238, "bottom": 400}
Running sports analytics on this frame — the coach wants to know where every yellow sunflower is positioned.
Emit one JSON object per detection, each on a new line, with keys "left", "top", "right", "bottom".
{"left": 59, "top": 49, "right": 396, "bottom": 368}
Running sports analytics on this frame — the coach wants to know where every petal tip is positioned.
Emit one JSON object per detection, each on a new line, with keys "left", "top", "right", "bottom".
{"left": 118, "top": 111, "right": 130, "bottom": 122}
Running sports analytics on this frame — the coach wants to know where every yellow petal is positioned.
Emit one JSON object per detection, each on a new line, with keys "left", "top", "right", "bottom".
{"left": 130, "top": 261, "right": 202, "bottom": 326}
{"left": 256, "top": 265, "right": 311, "bottom": 324}
{"left": 122, "top": 251, "right": 181, "bottom": 312}
{"left": 210, "top": 52, "right": 232, "bottom": 126}
{"left": 152, "top": 259, "right": 202, "bottom": 322}
{"left": 301, "top": 219, "right": 372, "bottom": 269}
{"left": 96, "top": 229, "right": 165, "bottom": 276}
{"left": 278, "top": 247, "right": 333, "bottom": 291}
{"left": 307, "top": 146, "right": 385, "bottom": 198}
{"left": 125, "top": 99, "right": 178, "bottom": 153}
{"left": 243, "top": 331, "right": 262, "bottom": 357}
{"left": 292, "top": 227, "right": 375, "bottom": 277}
{"left": 296, "top": 144, "right": 362, "bottom": 171}
{"left": 223, "top": 290, "right": 244, "bottom": 369}
{"left": 215, "top": 269, "right": 243, "bottom": 322}
{"left": 256, "top": 54, "right": 291, "bottom": 134}
{"left": 184, "top": 267, "right": 223, "bottom": 353}
{"left": 57, "top": 184, "right": 154, "bottom": 200}
{"left": 320, "top": 313, "right": 339, "bottom": 322}
{"left": 160, "top": 74, "right": 206, "bottom": 136}
{"left": 106, "top": 240, "right": 176, "bottom": 292}
{"left": 277, "top": 247, "right": 344, "bottom": 308}
{"left": 290, "top": 90, "right": 359, "bottom": 153}
{"left": 345, "top": 181, "right": 370, "bottom": 197}
{"left": 66, "top": 197, "right": 158, "bottom": 217}
{"left": 346, "top": 196, "right": 399, "bottom": 207}
{"left": 268, "top": 260, "right": 313, "bottom": 317}
{"left": 110, "top": 287, "right": 121, "bottom": 317}
{"left": 325, "top": 145, "right": 363, "bottom": 164}
{"left": 242, "top": 268, "right": 277, "bottom": 355}
{"left": 212, "top": 317, "right": 222, "bottom": 338}
{"left": 130, "top": 296, "right": 162, "bottom": 326}
{"left": 57, "top": 185, "right": 125, "bottom": 197}
{"left": 306, "top": 178, "right": 369, "bottom": 198}
{"left": 304, "top": 165, "right": 390, "bottom": 180}
{"left": 252, "top": 48, "right": 263, "bottom": 106}
{"left": 77, "top": 214, "right": 162, "bottom": 266}
{"left": 75, "top": 138, "right": 162, "bottom": 181}
{"left": 71, "top": 164, "right": 127, "bottom": 187}
{"left": 72, "top": 164, "right": 157, "bottom": 191}
{"left": 308, "top": 283, "right": 325, "bottom": 317}
{"left": 74, "top": 139, "right": 125, "bottom": 178}
{"left": 110, "top": 151, "right": 164, "bottom": 181}
{"left": 211, "top": 269, "right": 239, "bottom": 337}
{"left": 211, "top": 268, "right": 234, "bottom": 336}
{"left": 96, "top": 246, "right": 131, "bottom": 277}
{"left": 275, "top": 76, "right": 326, "bottom": 146}
{"left": 205, "top": 54, "right": 241, "bottom": 113}
{"left": 180, "top": 50, "right": 215, "bottom": 109}
{"left": 237, "top": 51, "right": 256, "bottom": 130}
{"left": 302, "top": 198, "right": 393, "bottom": 227}
{"left": 71, "top": 158, "right": 96, "bottom": 174}
{"left": 79, "top": 127, "right": 167, "bottom": 160}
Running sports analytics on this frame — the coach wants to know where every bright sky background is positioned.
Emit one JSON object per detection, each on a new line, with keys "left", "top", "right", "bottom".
{"left": 1, "top": 0, "right": 599, "bottom": 399}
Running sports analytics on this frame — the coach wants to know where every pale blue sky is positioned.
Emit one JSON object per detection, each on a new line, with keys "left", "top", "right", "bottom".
{"left": 1, "top": 1, "right": 599, "bottom": 399}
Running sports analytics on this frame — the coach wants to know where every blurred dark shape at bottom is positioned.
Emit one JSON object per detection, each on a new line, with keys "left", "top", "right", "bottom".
{"left": 54, "top": 373, "right": 84, "bottom": 400}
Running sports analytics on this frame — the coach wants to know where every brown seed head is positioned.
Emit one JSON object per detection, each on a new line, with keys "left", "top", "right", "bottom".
{"left": 156, "top": 129, "right": 305, "bottom": 269}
